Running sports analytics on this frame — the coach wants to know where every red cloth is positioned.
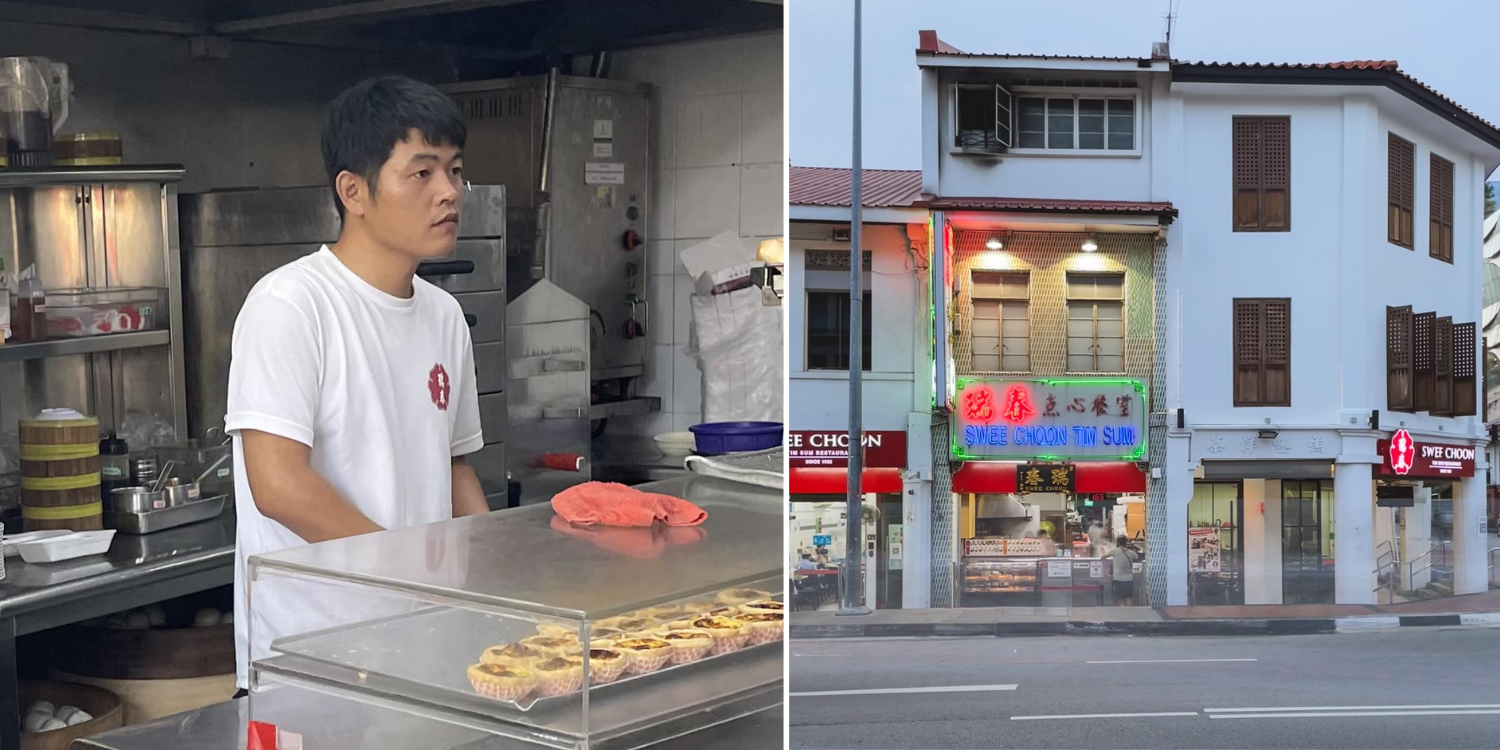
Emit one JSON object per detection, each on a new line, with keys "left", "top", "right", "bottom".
{"left": 550, "top": 482, "right": 708, "bottom": 527}
{"left": 549, "top": 515, "right": 707, "bottom": 558}
{"left": 247, "top": 722, "right": 277, "bottom": 750}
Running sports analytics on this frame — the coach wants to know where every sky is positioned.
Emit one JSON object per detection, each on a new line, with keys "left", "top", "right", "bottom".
{"left": 790, "top": 0, "right": 1500, "bottom": 172}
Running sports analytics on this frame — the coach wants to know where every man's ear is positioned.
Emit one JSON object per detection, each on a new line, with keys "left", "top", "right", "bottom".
{"left": 336, "top": 170, "right": 369, "bottom": 218}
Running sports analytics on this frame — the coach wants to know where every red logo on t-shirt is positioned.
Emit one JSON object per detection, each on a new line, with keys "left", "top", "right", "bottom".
{"left": 428, "top": 364, "right": 451, "bottom": 411}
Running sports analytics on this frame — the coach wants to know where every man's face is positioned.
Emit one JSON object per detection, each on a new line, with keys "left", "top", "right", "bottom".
{"left": 357, "top": 131, "right": 464, "bottom": 260}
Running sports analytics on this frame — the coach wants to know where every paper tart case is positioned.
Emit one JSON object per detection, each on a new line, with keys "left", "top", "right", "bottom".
{"left": 467, "top": 663, "right": 538, "bottom": 703}
{"left": 657, "top": 628, "right": 715, "bottom": 664}
{"left": 532, "top": 656, "right": 586, "bottom": 696}
{"left": 738, "top": 612, "right": 784, "bottom": 644}
{"left": 615, "top": 637, "right": 675, "bottom": 674}
{"left": 692, "top": 616, "right": 751, "bottom": 655}
{"left": 585, "top": 646, "right": 630, "bottom": 684}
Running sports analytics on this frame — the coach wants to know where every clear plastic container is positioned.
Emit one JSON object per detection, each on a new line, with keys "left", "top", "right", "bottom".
{"left": 43, "top": 286, "right": 164, "bottom": 338}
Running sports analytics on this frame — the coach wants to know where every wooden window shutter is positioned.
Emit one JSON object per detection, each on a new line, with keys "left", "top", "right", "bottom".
{"left": 1260, "top": 118, "right": 1290, "bottom": 230}
{"left": 1262, "top": 299, "right": 1291, "bottom": 405}
{"left": 1430, "top": 154, "right": 1454, "bottom": 262}
{"left": 1433, "top": 316, "right": 1453, "bottom": 416}
{"left": 1388, "top": 134, "right": 1414, "bottom": 248}
{"left": 1453, "top": 322, "right": 1477, "bottom": 417}
{"left": 1412, "top": 312, "right": 1435, "bottom": 412}
{"left": 1233, "top": 299, "right": 1263, "bottom": 405}
{"left": 1232, "top": 117, "right": 1290, "bottom": 232}
{"left": 1387, "top": 305, "right": 1413, "bottom": 411}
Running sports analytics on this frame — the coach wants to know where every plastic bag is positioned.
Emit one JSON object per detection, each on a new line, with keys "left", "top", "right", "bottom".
{"left": 119, "top": 409, "right": 177, "bottom": 451}
{"left": 687, "top": 286, "right": 783, "bottom": 424}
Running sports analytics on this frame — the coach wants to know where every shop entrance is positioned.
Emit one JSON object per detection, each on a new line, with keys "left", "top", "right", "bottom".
{"left": 789, "top": 494, "right": 902, "bottom": 611}
{"left": 1281, "top": 479, "right": 1334, "bottom": 605}
{"left": 1187, "top": 482, "right": 1244, "bottom": 605}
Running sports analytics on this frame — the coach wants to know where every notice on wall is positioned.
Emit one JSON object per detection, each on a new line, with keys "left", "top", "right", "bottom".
{"left": 593, "top": 141, "right": 613, "bottom": 158}
{"left": 593, "top": 119, "right": 613, "bottom": 139}
{"left": 1188, "top": 527, "right": 1222, "bottom": 573}
{"left": 1045, "top": 559, "right": 1071, "bottom": 579}
{"left": 1088, "top": 560, "right": 1104, "bottom": 579}
{"left": 1481, "top": 516, "right": 1489, "bottom": 539}
{"left": 585, "top": 162, "right": 625, "bottom": 185}
{"left": 888, "top": 525, "right": 903, "bottom": 570}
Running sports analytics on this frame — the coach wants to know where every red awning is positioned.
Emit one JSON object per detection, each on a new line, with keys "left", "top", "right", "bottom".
{"left": 951, "top": 462, "right": 1146, "bottom": 494}
{"left": 790, "top": 467, "right": 904, "bottom": 495}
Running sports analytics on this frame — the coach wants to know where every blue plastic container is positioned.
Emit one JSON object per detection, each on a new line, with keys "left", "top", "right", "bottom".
{"left": 688, "top": 421, "right": 784, "bottom": 456}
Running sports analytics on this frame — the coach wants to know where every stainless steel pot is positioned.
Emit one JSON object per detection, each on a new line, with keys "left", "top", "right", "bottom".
{"left": 112, "top": 486, "right": 166, "bottom": 514}
{"left": 160, "top": 478, "right": 201, "bottom": 507}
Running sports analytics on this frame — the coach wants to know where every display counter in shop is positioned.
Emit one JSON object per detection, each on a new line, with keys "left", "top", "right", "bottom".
{"left": 245, "top": 475, "right": 782, "bottom": 750}
{"left": 961, "top": 537, "right": 1139, "bottom": 608}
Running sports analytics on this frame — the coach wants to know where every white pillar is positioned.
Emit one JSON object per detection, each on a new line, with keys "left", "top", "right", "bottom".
{"left": 1164, "top": 436, "right": 1192, "bottom": 605}
{"left": 1453, "top": 474, "right": 1489, "bottom": 595}
{"left": 1242, "top": 479, "right": 1284, "bottom": 605}
{"left": 1334, "top": 461, "right": 1376, "bottom": 604}
{"left": 901, "top": 479, "right": 932, "bottom": 609}
{"left": 1401, "top": 486, "right": 1432, "bottom": 591}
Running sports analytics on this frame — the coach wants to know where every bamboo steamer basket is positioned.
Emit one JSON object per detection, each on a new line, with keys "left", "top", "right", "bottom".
{"left": 19, "top": 414, "right": 102, "bottom": 532}
{"left": 18, "top": 680, "right": 123, "bottom": 750}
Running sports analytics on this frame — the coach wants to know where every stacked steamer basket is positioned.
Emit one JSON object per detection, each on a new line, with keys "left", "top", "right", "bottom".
{"left": 20, "top": 411, "right": 102, "bottom": 531}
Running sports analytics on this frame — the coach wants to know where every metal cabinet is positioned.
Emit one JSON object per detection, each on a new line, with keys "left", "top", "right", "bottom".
{"left": 0, "top": 167, "right": 189, "bottom": 476}
{"left": 178, "top": 185, "right": 508, "bottom": 505}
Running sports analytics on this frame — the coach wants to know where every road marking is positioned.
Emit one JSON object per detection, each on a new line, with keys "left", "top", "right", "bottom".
{"left": 1010, "top": 712, "right": 1199, "bottom": 721}
{"left": 1206, "top": 704, "right": 1500, "bottom": 713}
{"left": 1210, "top": 710, "right": 1500, "bottom": 719}
{"left": 1087, "top": 658, "right": 1257, "bottom": 664}
{"left": 790, "top": 684, "right": 1018, "bottom": 697}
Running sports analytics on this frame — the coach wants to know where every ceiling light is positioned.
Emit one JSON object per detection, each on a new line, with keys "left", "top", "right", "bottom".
{"left": 1081, "top": 238, "right": 1099, "bottom": 253}
{"left": 1257, "top": 430, "right": 1279, "bottom": 439}
{"left": 986, "top": 237, "right": 1003, "bottom": 250}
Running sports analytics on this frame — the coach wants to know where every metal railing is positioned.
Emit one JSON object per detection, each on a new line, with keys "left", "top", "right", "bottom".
{"left": 1489, "top": 547, "right": 1500, "bottom": 582}
{"left": 1372, "top": 541, "right": 1399, "bottom": 602}
{"left": 1405, "top": 540, "right": 1453, "bottom": 592}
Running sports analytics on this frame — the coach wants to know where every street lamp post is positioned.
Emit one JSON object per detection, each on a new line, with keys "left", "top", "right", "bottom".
{"left": 838, "top": 0, "right": 871, "bottom": 616}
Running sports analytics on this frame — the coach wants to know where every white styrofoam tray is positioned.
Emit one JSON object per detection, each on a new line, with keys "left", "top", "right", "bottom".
{"left": 2, "top": 529, "right": 72, "bottom": 557}
{"left": 12, "top": 529, "right": 116, "bottom": 563}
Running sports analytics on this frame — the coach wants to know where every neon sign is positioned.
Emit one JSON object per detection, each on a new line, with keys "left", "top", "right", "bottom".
{"left": 952, "top": 378, "right": 1148, "bottom": 461}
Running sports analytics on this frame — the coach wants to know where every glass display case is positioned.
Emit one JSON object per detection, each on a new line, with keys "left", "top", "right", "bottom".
{"left": 961, "top": 558, "right": 1041, "bottom": 605}
{"left": 246, "top": 475, "right": 783, "bottom": 750}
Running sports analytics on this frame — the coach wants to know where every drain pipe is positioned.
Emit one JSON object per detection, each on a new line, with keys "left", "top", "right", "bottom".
{"left": 589, "top": 50, "right": 612, "bottom": 78}
{"left": 532, "top": 66, "right": 560, "bottom": 281}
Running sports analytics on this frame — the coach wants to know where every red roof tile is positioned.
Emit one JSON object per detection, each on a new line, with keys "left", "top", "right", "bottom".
{"left": 790, "top": 166, "right": 924, "bottom": 208}
{"left": 922, "top": 196, "right": 1177, "bottom": 219}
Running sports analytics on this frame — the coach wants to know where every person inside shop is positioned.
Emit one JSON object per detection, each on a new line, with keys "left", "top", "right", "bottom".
{"left": 796, "top": 552, "right": 820, "bottom": 571}
{"left": 225, "top": 76, "right": 487, "bottom": 698}
{"left": 1033, "top": 528, "right": 1057, "bottom": 557}
{"left": 813, "top": 546, "right": 832, "bottom": 566}
{"left": 1111, "top": 535, "right": 1139, "bottom": 606}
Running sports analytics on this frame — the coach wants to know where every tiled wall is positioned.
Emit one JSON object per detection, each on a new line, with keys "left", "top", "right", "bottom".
{"left": 608, "top": 32, "right": 786, "bottom": 436}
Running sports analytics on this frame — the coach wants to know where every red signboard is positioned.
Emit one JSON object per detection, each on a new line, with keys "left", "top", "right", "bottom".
{"left": 1376, "top": 432, "right": 1476, "bottom": 478}
{"left": 788, "top": 430, "right": 907, "bottom": 468}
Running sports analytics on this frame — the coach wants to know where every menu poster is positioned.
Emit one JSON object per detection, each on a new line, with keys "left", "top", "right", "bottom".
{"left": 1188, "top": 527, "right": 1221, "bottom": 573}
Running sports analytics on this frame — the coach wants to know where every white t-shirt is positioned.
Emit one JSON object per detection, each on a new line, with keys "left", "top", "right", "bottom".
{"left": 226, "top": 246, "right": 484, "bottom": 688}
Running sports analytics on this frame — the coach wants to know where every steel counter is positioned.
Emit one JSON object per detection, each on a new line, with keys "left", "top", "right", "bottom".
{"left": 0, "top": 512, "right": 236, "bottom": 748}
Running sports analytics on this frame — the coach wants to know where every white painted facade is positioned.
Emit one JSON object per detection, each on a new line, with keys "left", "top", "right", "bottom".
{"left": 899, "top": 35, "right": 1500, "bottom": 608}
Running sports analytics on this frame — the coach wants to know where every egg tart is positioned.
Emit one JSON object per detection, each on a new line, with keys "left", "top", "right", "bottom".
{"left": 535, "top": 622, "right": 577, "bottom": 639}
{"left": 615, "top": 636, "right": 675, "bottom": 674}
{"left": 738, "top": 611, "right": 784, "bottom": 644}
{"left": 586, "top": 626, "right": 625, "bottom": 644}
{"left": 604, "top": 615, "right": 654, "bottom": 634}
{"left": 658, "top": 628, "right": 714, "bottom": 664}
{"left": 739, "top": 599, "right": 784, "bottom": 616}
{"left": 467, "top": 663, "right": 537, "bottom": 702}
{"left": 715, "top": 588, "right": 770, "bottom": 607}
{"left": 692, "top": 615, "right": 751, "bottom": 655}
{"left": 585, "top": 646, "right": 629, "bottom": 684}
{"left": 642, "top": 604, "right": 689, "bottom": 623}
{"left": 480, "top": 642, "right": 544, "bottom": 668}
{"left": 532, "top": 655, "right": 585, "bottom": 696}
{"left": 521, "top": 636, "right": 582, "bottom": 658}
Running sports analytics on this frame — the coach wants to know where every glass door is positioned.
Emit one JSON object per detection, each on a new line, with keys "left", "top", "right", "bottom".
{"left": 1188, "top": 482, "right": 1244, "bottom": 605}
{"left": 1282, "top": 480, "right": 1334, "bottom": 604}
{"left": 876, "top": 494, "right": 904, "bottom": 609}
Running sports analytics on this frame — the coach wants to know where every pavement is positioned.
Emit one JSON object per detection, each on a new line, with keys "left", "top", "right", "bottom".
{"left": 791, "top": 590, "right": 1500, "bottom": 639}
{"left": 789, "top": 627, "right": 1500, "bottom": 749}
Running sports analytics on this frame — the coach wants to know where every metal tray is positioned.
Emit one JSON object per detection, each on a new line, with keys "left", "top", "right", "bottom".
{"left": 109, "top": 494, "right": 228, "bottom": 534}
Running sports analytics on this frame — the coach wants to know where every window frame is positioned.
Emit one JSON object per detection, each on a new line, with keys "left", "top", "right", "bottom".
{"left": 1388, "top": 133, "right": 1415, "bottom": 249}
{"left": 947, "top": 84, "right": 1142, "bottom": 157}
{"left": 968, "top": 270, "right": 1032, "bottom": 373}
{"left": 1232, "top": 297, "right": 1292, "bottom": 407}
{"left": 1231, "top": 115, "right": 1292, "bottom": 233}
{"left": 1065, "top": 272, "right": 1127, "bottom": 374}
{"left": 951, "top": 82, "right": 1013, "bottom": 153}
{"left": 1429, "top": 153, "right": 1454, "bottom": 263}
{"left": 804, "top": 288, "right": 873, "bottom": 372}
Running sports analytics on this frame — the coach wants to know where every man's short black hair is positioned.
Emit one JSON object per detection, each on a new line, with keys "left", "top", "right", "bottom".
{"left": 321, "top": 75, "right": 467, "bottom": 217}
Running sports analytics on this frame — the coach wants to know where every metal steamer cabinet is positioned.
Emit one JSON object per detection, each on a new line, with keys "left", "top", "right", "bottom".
{"left": 178, "top": 185, "right": 509, "bottom": 507}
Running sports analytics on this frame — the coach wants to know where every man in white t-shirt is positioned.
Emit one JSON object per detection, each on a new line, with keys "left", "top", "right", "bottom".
{"left": 225, "top": 76, "right": 489, "bottom": 692}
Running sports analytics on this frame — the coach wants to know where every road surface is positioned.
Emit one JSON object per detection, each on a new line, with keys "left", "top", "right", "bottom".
{"left": 790, "top": 627, "right": 1500, "bottom": 748}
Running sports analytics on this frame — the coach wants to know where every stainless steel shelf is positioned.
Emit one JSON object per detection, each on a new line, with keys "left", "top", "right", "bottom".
{"left": 0, "top": 165, "right": 185, "bottom": 188}
{"left": 0, "top": 330, "right": 172, "bottom": 363}
{"left": 590, "top": 398, "right": 661, "bottom": 420}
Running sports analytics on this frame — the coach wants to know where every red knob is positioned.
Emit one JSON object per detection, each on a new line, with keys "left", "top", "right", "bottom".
{"left": 622, "top": 229, "right": 642, "bottom": 251}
